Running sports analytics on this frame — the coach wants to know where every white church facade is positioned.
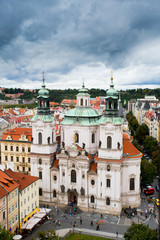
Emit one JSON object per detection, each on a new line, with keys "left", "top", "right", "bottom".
{"left": 30, "top": 75, "right": 142, "bottom": 215}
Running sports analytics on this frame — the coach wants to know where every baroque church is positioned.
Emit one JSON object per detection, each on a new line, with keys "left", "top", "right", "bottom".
{"left": 30, "top": 75, "right": 142, "bottom": 215}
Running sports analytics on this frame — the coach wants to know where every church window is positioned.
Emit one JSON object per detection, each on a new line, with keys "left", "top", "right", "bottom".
{"left": 117, "top": 142, "right": 120, "bottom": 149}
{"left": 130, "top": 178, "right": 135, "bottom": 191}
{"left": 85, "top": 99, "right": 87, "bottom": 106}
{"left": 39, "top": 188, "right": 42, "bottom": 196}
{"left": 71, "top": 170, "right": 76, "bottom": 183}
{"left": 107, "top": 136, "right": 112, "bottom": 149}
{"left": 114, "top": 102, "right": 117, "bottom": 109}
{"left": 39, "top": 171, "right": 42, "bottom": 179}
{"left": 91, "top": 179, "right": 95, "bottom": 185}
{"left": 109, "top": 101, "right": 112, "bottom": 109}
{"left": 75, "top": 133, "right": 79, "bottom": 143}
{"left": 82, "top": 174, "right": 85, "bottom": 179}
{"left": 106, "top": 197, "right": 110, "bottom": 205}
{"left": 52, "top": 132, "right": 54, "bottom": 143}
{"left": 72, "top": 164, "right": 75, "bottom": 168}
{"left": 107, "top": 165, "right": 110, "bottom": 171}
{"left": 92, "top": 133, "right": 95, "bottom": 143}
{"left": 80, "top": 187, "right": 85, "bottom": 196}
{"left": 53, "top": 190, "right": 56, "bottom": 198}
{"left": 54, "top": 175, "right": 57, "bottom": 181}
{"left": 47, "top": 137, "right": 50, "bottom": 144}
{"left": 38, "top": 132, "right": 42, "bottom": 145}
{"left": 61, "top": 185, "right": 65, "bottom": 193}
{"left": 91, "top": 195, "right": 95, "bottom": 203}
{"left": 80, "top": 98, "right": 83, "bottom": 106}
{"left": 62, "top": 172, "right": 65, "bottom": 176}
{"left": 107, "top": 179, "right": 111, "bottom": 188}
{"left": 39, "top": 159, "right": 42, "bottom": 165}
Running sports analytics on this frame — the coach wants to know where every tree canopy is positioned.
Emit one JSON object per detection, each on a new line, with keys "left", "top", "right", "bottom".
{"left": 124, "top": 223, "right": 158, "bottom": 240}
{"left": 37, "top": 229, "right": 59, "bottom": 240}
{"left": 0, "top": 225, "right": 14, "bottom": 240}
{"left": 143, "top": 136, "right": 159, "bottom": 156}
{"left": 136, "top": 123, "right": 149, "bottom": 145}
{"left": 141, "top": 158, "right": 157, "bottom": 185}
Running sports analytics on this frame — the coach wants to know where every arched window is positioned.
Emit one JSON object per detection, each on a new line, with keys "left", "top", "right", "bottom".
{"left": 39, "top": 159, "right": 42, "bottom": 165}
{"left": 117, "top": 142, "right": 120, "bottom": 149}
{"left": 52, "top": 132, "right": 54, "bottom": 143}
{"left": 107, "top": 136, "right": 112, "bottom": 149}
{"left": 91, "top": 195, "right": 94, "bottom": 203}
{"left": 92, "top": 133, "right": 95, "bottom": 143}
{"left": 130, "top": 178, "right": 135, "bottom": 190}
{"left": 85, "top": 99, "right": 87, "bottom": 106}
{"left": 80, "top": 98, "right": 83, "bottom": 106}
{"left": 38, "top": 132, "right": 42, "bottom": 145}
{"left": 39, "top": 188, "right": 42, "bottom": 196}
{"left": 53, "top": 190, "right": 56, "bottom": 198}
{"left": 75, "top": 133, "right": 79, "bottom": 143}
{"left": 109, "top": 101, "right": 112, "bottom": 109}
{"left": 71, "top": 170, "right": 76, "bottom": 183}
{"left": 107, "top": 179, "right": 111, "bottom": 188}
{"left": 106, "top": 197, "right": 110, "bottom": 205}
{"left": 80, "top": 188, "right": 85, "bottom": 196}
{"left": 39, "top": 171, "right": 42, "bottom": 179}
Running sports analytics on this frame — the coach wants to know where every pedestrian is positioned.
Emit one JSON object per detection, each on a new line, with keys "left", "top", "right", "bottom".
{"left": 101, "top": 214, "right": 103, "bottom": 218}
{"left": 96, "top": 224, "right": 99, "bottom": 231}
{"left": 100, "top": 219, "right": 103, "bottom": 225}
{"left": 58, "top": 220, "right": 61, "bottom": 226}
{"left": 91, "top": 220, "right": 93, "bottom": 226}
{"left": 145, "top": 213, "right": 147, "bottom": 219}
{"left": 79, "top": 228, "right": 82, "bottom": 234}
{"left": 116, "top": 232, "right": 118, "bottom": 238}
{"left": 80, "top": 217, "right": 82, "bottom": 225}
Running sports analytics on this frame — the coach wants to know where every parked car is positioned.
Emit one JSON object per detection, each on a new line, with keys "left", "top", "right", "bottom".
{"left": 144, "top": 186, "right": 155, "bottom": 195}
{"left": 155, "top": 199, "right": 160, "bottom": 206}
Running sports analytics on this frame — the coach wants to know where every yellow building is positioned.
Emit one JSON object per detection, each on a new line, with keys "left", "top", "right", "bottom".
{"left": 5, "top": 169, "right": 39, "bottom": 229}
{"left": 0, "top": 170, "right": 19, "bottom": 233}
{"left": 1, "top": 128, "right": 32, "bottom": 174}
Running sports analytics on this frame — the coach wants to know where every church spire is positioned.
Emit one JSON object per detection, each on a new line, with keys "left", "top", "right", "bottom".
{"left": 42, "top": 71, "right": 45, "bottom": 87}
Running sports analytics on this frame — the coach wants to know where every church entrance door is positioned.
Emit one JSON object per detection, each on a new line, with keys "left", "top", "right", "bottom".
{"left": 68, "top": 190, "right": 78, "bottom": 205}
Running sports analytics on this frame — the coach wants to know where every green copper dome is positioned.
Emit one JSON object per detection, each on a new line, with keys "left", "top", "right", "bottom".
{"left": 65, "top": 107, "right": 101, "bottom": 118}
{"left": 77, "top": 82, "right": 90, "bottom": 96}
{"left": 38, "top": 80, "right": 49, "bottom": 99}
{"left": 106, "top": 77, "right": 118, "bottom": 99}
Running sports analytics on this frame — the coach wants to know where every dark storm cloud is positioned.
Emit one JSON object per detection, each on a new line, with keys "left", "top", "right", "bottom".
{"left": 0, "top": 0, "right": 160, "bottom": 88}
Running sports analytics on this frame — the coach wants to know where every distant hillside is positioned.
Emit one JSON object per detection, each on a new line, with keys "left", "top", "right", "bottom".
{"left": 1, "top": 87, "right": 160, "bottom": 105}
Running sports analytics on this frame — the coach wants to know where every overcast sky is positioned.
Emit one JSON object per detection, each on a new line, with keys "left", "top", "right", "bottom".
{"left": 0, "top": 0, "right": 160, "bottom": 90}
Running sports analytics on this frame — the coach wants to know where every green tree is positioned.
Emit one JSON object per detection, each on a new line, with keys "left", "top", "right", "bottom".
{"left": 143, "top": 136, "right": 158, "bottom": 156}
{"left": 37, "top": 229, "right": 59, "bottom": 240}
{"left": 136, "top": 123, "right": 149, "bottom": 144}
{"left": 141, "top": 158, "right": 157, "bottom": 185}
{"left": 152, "top": 146, "right": 160, "bottom": 171}
{"left": 132, "top": 139, "right": 143, "bottom": 152}
{"left": 124, "top": 223, "right": 158, "bottom": 240}
{"left": 0, "top": 225, "right": 14, "bottom": 240}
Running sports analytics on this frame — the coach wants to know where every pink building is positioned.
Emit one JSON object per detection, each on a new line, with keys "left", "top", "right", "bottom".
{"left": 0, "top": 186, "right": 8, "bottom": 230}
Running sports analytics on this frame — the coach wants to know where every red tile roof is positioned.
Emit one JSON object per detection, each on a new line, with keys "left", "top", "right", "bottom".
{"left": 2, "top": 127, "right": 32, "bottom": 141}
{"left": 123, "top": 138, "right": 142, "bottom": 158}
{"left": 90, "top": 162, "right": 97, "bottom": 172}
{"left": 0, "top": 186, "right": 8, "bottom": 198}
{"left": 4, "top": 169, "right": 38, "bottom": 191}
{"left": 53, "top": 159, "right": 59, "bottom": 168}
{"left": 0, "top": 170, "right": 19, "bottom": 192}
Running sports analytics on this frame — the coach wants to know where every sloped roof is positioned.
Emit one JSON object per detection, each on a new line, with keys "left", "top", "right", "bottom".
{"left": 143, "top": 101, "right": 150, "bottom": 110}
{"left": 53, "top": 159, "right": 59, "bottom": 168}
{"left": 0, "top": 186, "right": 8, "bottom": 198}
{"left": 0, "top": 170, "right": 19, "bottom": 192}
{"left": 90, "top": 162, "right": 97, "bottom": 172}
{"left": 5, "top": 169, "right": 38, "bottom": 191}
{"left": 2, "top": 127, "right": 32, "bottom": 141}
{"left": 123, "top": 134, "right": 142, "bottom": 158}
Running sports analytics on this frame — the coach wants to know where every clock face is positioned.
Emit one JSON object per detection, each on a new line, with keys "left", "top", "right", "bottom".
{"left": 106, "top": 123, "right": 113, "bottom": 130}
